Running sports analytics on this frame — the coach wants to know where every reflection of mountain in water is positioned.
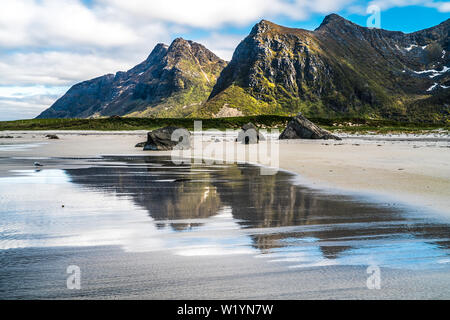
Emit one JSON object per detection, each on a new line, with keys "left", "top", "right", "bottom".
{"left": 66, "top": 157, "right": 221, "bottom": 231}
{"left": 65, "top": 156, "right": 450, "bottom": 259}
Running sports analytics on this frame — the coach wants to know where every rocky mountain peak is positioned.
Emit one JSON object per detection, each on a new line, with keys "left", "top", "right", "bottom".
{"left": 145, "top": 43, "right": 169, "bottom": 61}
{"left": 165, "top": 37, "right": 224, "bottom": 66}
{"left": 37, "top": 39, "right": 227, "bottom": 119}
{"left": 152, "top": 42, "right": 169, "bottom": 53}
{"left": 37, "top": 15, "right": 449, "bottom": 122}
{"left": 250, "top": 19, "right": 278, "bottom": 36}
{"left": 316, "top": 13, "right": 359, "bottom": 32}
{"left": 198, "top": 15, "right": 450, "bottom": 122}
{"left": 319, "top": 13, "right": 347, "bottom": 25}
{"left": 168, "top": 37, "right": 191, "bottom": 50}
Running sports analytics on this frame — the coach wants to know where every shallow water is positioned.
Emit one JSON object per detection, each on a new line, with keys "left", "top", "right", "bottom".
{"left": 0, "top": 155, "right": 449, "bottom": 299}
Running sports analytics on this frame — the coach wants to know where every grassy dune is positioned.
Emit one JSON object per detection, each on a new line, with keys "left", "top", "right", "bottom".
{"left": 0, "top": 116, "right": 447, "bottom": 134}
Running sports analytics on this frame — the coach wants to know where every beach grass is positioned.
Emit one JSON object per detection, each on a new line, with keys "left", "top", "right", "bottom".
{"left": 0, "top": 116, "right": 447, "bottom": 134}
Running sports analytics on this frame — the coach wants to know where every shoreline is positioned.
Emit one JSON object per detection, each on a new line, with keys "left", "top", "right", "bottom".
{"left": 1, "top": 131, "right": 449, "bottom": 216}
{"left": 1, "top": 131, "right": 450, "bottom": 299}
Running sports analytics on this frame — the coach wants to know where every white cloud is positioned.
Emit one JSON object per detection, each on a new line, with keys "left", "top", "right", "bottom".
{"left": 368, "top": 0, "right": 425, "bottom": 10}
{"left": 0, "top": 86, "right": 67, "bottom": 98}
{"left": 99, "top": 0, "right": 360, "bottom": 28}
{"left": 0, "top": 0, "right": 143, "bottom": 48}
{"left": 0, "top": 50, "right": 135, "bottom": 120}
{"left": 0, "top": 88, "right": 66, "bottom": 121}
{"left": 0, "top": 51, "right": 135, "bottom": 86}
{"left": 99, "top": 0, "right": 295, "bottom": 28}
{"left": 303, "top": 0, "right": 357, "bottom": 14}
{"left": 427, "top": 1, "right": 450, "bottom": 12}
{"left": 367, "top": 0, "right": 450, "bottom": 12}
{"left": 0, "top": 0, "right": 448, "bottom": 120}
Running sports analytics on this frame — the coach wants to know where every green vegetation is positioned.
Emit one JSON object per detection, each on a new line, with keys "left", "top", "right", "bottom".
{"left": 191, "top": 85, "right": 281, "bottom": 117}
{"left": 197, "top": 18, "right": 449, "bottom": 123}
{"left": 0, "top": 116, "right": 290, "bottom": 131}
{"left": 311, "top": 117, "right": 448, "bottom": 134}
{"left": 0, "top": 116, "right": 447, "bottom": 134}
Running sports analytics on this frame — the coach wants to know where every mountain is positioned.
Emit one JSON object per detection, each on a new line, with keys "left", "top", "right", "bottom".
{"left": 37, "top": 38, "right": 227, "bottom": 119}
{"left": 38, "top": 15, "right": 449, "bottom": 121}
{"left": 194, "top": 14, "right": 449, "bottom": 121}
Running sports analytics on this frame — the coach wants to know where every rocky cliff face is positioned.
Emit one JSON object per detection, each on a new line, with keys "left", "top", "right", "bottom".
{"left": 195, "top": 14, "right": 449, "bottom": 121}
{"left": 38, "top": 15, "right": 449, "bottom": 121}
{"left": 37, "top": 38, "right": 227, "bottom": 119}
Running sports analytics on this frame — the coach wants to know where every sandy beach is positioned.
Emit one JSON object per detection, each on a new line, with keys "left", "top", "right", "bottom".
{"left": 1, "top": 130, "right": 450, "bottom": 300}
{"left": 1, "top": 131, "right": 449, "bottom": 216}
{"left": 2, "top": 1, "right": 450, "bottom": 303}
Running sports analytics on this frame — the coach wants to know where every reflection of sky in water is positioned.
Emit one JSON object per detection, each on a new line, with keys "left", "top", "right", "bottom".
{"left": 264, "top": 237, "right": 448, "bottom": 270}
{"left": 0, "top": 143, "right": 46, "bottom": 152}
{"left": 0, "top": 169, "right": 255, "bottom": 256}
{"left": 0, "top": 157, "right": 449, "bottom": 271}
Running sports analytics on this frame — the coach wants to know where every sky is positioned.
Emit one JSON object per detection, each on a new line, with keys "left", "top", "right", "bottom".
{"left": 0, "top": 0, "right": 449, "bottom": 121}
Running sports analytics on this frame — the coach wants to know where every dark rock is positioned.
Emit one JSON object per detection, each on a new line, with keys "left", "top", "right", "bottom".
{"left": 236, "top": 123, "right": 266, "bottom": 144}
{"left": 143, "top": 126, "right": 191, "bottom": 151}
{"left": 135, "top": 142, "right": 146, "bottom": 148}
{"left": 45, "top": 134, "right": 59, "bottom": 139}
{"left": 279, "top": 113, "right": 341, "bottom": 140}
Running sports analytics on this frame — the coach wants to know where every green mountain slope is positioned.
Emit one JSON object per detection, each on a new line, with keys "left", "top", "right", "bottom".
{"left": 37, "top": 38, "right": 227, "bottom": 119}
{"left": 194, "top": 14, "right": 449, "bottom": 121}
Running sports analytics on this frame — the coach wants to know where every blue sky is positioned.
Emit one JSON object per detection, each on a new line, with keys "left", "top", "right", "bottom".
{"left": 0, "top": 0, "right": 448, "bottom": 121}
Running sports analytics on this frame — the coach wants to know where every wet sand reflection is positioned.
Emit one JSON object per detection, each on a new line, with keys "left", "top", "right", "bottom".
{"left": 64, "top": 156, "right": 450, "bottom": 267}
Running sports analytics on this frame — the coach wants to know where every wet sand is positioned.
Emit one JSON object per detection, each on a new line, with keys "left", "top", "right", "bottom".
{"left": 0, "top": 132, "right": 449, "bottom": 299}
{"left": 1, "top": 131, "right": 449, "bottom": 215}
{"left": 3, "top": 247, "right": 450, "bottom": 299}
{"left": 0, "top": 155, "right": 449, "bottom": 299}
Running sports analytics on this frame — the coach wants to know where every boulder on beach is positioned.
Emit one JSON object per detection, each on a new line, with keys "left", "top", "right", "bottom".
{"left": 143, "top": 126, "right": 191, "bottom": 151}
{"left": 236, "top": 123, "right": 266, "bottom": 144}
{"left": 279, "top": 113, "right": 341, "bottom": 140}
{"left": 135, "top": 142, "right": 146, "bottom": 148}
{"left": 45, "top": 134, "right": 59, "bottom": 139}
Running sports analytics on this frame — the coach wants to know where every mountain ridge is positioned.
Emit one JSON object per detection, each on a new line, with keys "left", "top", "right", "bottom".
{"left": 37, "top": 38, "right": 227, "bottom": 119}
{"left": 38, "top": 14, "right": 449, "bottom": 121}
{"left": 195, "top": 14, "right": 449, "bottom": 121}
